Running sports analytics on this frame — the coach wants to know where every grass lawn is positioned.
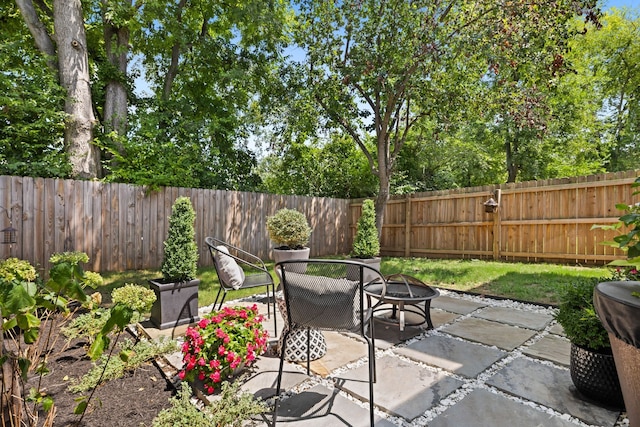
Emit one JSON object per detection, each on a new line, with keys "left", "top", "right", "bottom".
{"left": 99, "top": 257, "right": 612, "bottom": 307}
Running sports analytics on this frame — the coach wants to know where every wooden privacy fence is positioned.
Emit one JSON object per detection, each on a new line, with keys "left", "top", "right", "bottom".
{"left": 350, "top": 170, "right": 640, "bottom": 265}
{"left": 0, "top": 176, "right": 351, "bottom": 274}
{"left": 2, "top": 170, "right": 639, "bottom": 275}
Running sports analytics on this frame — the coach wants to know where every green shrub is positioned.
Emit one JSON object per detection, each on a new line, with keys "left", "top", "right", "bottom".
{"left": 351, "top": 199, "right": 380, "bottom": 258}
{"left": 70, "top": 337, "right": 177, "bottom": 392}
{"left": 554, "top": 277, "right": 610, "bottom": 351}
{"left": 266, "top": 208, "right": 312, "bottom": 249}
{"left": 62, "top": 308, "right": 110, "bottom": 342}
{"left": 161, "top": 197, "right": 199, "bottom": 282}
{"left": 111, "top": 283, "right": 156, "bottom": 321}
{"left": 152, "top": 382, "right": 267, "bottom": 427}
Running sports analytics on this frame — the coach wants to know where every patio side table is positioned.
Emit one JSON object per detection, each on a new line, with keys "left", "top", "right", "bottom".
{"left": 364, "top": 274, "right": 439, "bottom": 331}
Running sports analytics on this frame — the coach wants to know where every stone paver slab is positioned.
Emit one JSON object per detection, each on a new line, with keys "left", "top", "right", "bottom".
{"left": 335, "top": 355, "right": 463, "bottom": 421}
{"left": 486, "top": 357, "right": 620, "bottom": 427}
{"left": 431, "top": 295, "right": 486, "bottom": 314}
{"left": 549, "top": 323, "right": 565, "bottom": 336}
{"left": 473, "top": 306, "right": 554, "bottom": 331}
{"left": 429, "top": 388, "right": 585, "bottom": 427}
{"left": 431, "top": 308, "right": 460, "bottom": 327}
{"left": 240, "top": 355, "right": 309, "bottom": 401}
{"left": 308, "top": 331, "right": 369, "bottom": 376}
{"left": 442, "top": 317, "right": 537, "bottom": 351}
{"left": 369, "top": 320, "right": 424, "bottom": 348}
{"left": 523, "top": 334, "right": 571, "bottom": 367}
{"left": 271, "top": 384, "right": 396, "bottom": 426}
{"left": 397, "top": 334, "right": 506, "bottom": 378}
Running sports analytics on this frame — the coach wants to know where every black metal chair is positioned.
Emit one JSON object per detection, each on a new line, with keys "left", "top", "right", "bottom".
{"left": 273, "top": 259, "right": 387, "bottom": 426}
{"left": 204, "top": 237, "right": 277, "bottom": 334}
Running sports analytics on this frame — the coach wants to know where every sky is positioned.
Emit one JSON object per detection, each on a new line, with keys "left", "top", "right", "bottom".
{"left": 604, "top": 0, "right": 640, "bottom": 9}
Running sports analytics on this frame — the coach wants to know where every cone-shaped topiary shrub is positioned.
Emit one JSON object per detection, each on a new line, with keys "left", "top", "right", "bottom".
{"left": 161, "top": 197, "right": 198, "bottom": 282}
{"left": 351, "top": 199, "right": 380, "bottom": 259}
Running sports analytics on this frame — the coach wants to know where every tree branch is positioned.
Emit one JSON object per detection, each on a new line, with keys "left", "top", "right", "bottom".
{"left": 15, "top": 0, "right": 57, "bottom": 72}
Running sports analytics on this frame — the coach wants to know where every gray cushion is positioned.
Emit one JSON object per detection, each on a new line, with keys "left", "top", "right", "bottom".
{"left": 283, "top": 271, "right": 361, "bottom": 331}
{"left": 214, "top": 246, "right": 245, "bottom": 290}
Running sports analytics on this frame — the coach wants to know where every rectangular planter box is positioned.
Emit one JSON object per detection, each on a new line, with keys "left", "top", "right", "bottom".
{"left": 149, "top": 278, "right": 200, "bottom": 330}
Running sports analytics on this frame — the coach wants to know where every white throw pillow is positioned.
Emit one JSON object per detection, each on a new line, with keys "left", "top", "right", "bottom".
{"left": 214, "top": 246, "right": 245, "bottom": 290}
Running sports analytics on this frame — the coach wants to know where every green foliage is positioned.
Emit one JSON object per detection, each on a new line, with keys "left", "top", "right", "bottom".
{"left": 161, "top": 197, "right": 199, "bottom": 282}
{"left": 554, "top": 277, "right": 610, "bottom": 351}
{"left": 351, "top": 200, "right": 380, "bottom": 258}
{"left": 0, "top": 2, "right": 69, "bottom": 178}
{"left": 152, "top": 382, "right": 267, "bottom": 427}
{"left": 0, "top": 253, "right": 100, "bottom": 423}
{"left": 593, "top": 176, "right": 640, "bottom": 264}
{"left": 0, "top": 258, "right": 40, "bottom": 341}
{"left": 62, "top": 308, "right": 110, "bottom": 343}
{"left": 257, "top": 136, "right": 378, "bottom": 198}
{"left": 266, "top": 208, "right": 312, "bottom": 249}
{"left": 111, "top": 283, "right": 156, "bottom": 316}
{"left": 152, "top": 384, "right": 211, "bottom": 426}
{"left": 63, "top": 284, "right": 155, "bottom": 342}
{"left": 70, "top": 337, "right": 177, "bottom": 393}
{"left": 46, "top": 252, "right": 103, "bottom": 305}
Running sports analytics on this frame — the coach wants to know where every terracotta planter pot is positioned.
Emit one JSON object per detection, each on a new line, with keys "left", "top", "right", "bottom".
{"left": 149, "top": 278, "right": 200, "bottom": 330}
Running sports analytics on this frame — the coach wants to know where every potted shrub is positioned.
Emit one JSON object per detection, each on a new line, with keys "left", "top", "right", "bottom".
{"left": 178, "top": 305, "right": 269, "bottom": 395}
{"left": 149, "top": 197, "right": 200, "bottom": 329}
{"left": 349, "top": 199, "right": 381, "bottom": 281}
{"left": 266, "top": 208, "right": 312, "bottom": 267}
{"left": 554, "top": 276, "right": 624, "bottom": 408}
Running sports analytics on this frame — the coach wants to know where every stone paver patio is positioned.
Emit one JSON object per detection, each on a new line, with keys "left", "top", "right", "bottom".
{"left": 146, "top": 290, "right": 626, "bottom": 427}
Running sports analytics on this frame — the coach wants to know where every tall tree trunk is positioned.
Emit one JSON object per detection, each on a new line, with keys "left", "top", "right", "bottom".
{"left": 102, "top": 3, "right": 130, "bottom": 167}
{"left": 53, "top": 0, "right": 100, "bottom": 179}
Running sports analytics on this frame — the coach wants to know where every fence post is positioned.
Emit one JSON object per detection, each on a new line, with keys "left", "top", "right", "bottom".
{"left": 405, "top": 196, "right": 412, "bottom": 257}
{"left": 493, "top": 189, "right": 502, "bottom": 260}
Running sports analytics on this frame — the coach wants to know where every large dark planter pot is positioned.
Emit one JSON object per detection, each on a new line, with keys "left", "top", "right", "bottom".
{"left": 346, "top": 257, "right": 381, "bottom": 282}
{"left": 149, "top": 278, "right": 200, "bottom": 330}
{"left": 594, "top": 281, "right": 640, "bottom": 427}
{"left": 570, "top": 342, "right": 624, "bottom": 409}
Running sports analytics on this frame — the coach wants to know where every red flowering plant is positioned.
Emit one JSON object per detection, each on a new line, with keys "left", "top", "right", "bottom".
{"left": 178, "top": 305, "right": 269, "bottom": 394}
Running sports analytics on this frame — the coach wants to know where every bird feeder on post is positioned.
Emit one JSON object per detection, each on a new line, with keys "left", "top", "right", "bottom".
{"left": 482, "top": 190, "right": 502, "bottom": 260}
{"left": 0, "top": 206, "right": 17, "bottom": 245}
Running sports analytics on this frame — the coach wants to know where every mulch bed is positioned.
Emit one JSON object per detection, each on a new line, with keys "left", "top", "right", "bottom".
{"left": 22, "top": 315, "right": 176, "bottom": 427}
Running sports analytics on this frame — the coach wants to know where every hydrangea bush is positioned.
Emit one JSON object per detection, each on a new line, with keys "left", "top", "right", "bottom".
{"left": 178, "top": 305, "right": 269, "bottom": 394}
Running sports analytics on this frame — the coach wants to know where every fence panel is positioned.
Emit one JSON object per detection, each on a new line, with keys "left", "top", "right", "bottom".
{"left": 0, "top": 176, "right": 351, "bottom": 273}
{"left": 350, "top": 170, "right": 640, "bottom": 265}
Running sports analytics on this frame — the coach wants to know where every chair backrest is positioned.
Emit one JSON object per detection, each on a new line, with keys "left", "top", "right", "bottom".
{"left": 205, "top": 237, "right": 246, "bottom": 290}
{"left": 276, "top": 259, "right": 386, "bottom": 334}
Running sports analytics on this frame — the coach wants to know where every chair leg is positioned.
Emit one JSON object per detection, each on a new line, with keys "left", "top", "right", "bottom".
{"left": 274, "top": 329, "right": 289, "bottom": 426}
{"left": 306, "top": 328, "right": 311, "bottom": 375}
{"left": 271, "top": 284, "right": 278, "bottom": 337}
{"left": 367, "top": 337, "right": 375, "bottom": 427}
{"left": 213, "top": 287, "right": 227, "bottom": 311}
{"left": 369, "top": 320, "right": 377, "bottom": 382}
